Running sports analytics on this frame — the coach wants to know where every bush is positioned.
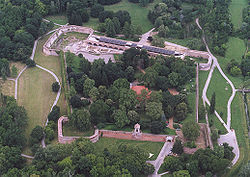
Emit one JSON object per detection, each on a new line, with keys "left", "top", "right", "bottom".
{"left": 150, "top": 121, "right": 164, "bottom": 134}
{"left": 82, "top": 99, "right": 91, "bottom": 106}
{"left": 97, "top": 123, "right": 106, "bottom": 129}
{"left": 47, "top": 106, "right": 60, "bottom": 122}
{"left": 52, "top": 82, "right": 60, "bottom": 92}
{"left": 173, "top": 123, "right": 180, "bottom": 129}
{"left": 26, "top": 59, "right": 36, "bottom": 67}
{"left": 70, "top": 95, "right": 83, "bottom": 108}
{"left": 184, "top": 141, "right": 196, "bottom": 148}
{"left": 172, "top": 138, "right": 183, "bottom": 154}
{"left": 30, "top": 125, "right": 44, "bottom": 145}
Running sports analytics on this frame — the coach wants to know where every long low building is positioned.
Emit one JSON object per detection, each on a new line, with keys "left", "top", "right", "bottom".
{"left": 95, "top": 36, "right": 176, "bottom": 56}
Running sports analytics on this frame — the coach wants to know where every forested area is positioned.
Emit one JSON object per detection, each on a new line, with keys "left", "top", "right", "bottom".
{"left": 0, "top": 0, "right": 53, "bottom": 79}
{"left": 148, "top": 0, "right": 205, "bottom": 50}
{"left": 162, "top": 143, "right": 234, "bottom": 176}
{"left": 1, "top": 138, "right": 154, "bottom": 176}
{"left": 0, "top": 94, "right": 28, "bottom": 175}
{"left": 199, "top": 0, "right": 233, "bottom": 56}
{"left": 65, "top": 48, "right": 195, "bottom": 132}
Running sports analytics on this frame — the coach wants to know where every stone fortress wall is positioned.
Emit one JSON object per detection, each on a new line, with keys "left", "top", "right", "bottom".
{"left": 43, "top": 25, "right": 94, "bottom": 56}
{"left": 58, "top": 116, "right": 174, "bottom": 144}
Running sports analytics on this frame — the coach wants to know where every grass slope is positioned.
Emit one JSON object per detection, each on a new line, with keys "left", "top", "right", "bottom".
{"left": 207, "top": 68, "right": 232, "bottom": 122}
{"left": 45, "top": 14, "right": 67, "bottom": 25}
{"left": 94, "top": 137, "right": 164, "bottom": 161}
{"left": 18, "top": 67, "right": 56, "bottom": 141}
{"left": 19, "top": 34, "right": 67, "bottom": 150}
{"left": 229, "top": 0, "right": 248, "bottom": 29}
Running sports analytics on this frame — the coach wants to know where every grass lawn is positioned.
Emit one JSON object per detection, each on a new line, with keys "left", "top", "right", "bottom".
{"left": 45, "top": 14, "right": 67, "bottom": 25}
{"left": 18, "top": 67, "right": 57, "bottom": 143}
{"left": 34, "top": 34, "right": 68, "bottom": 116}
{"left": 94, "top": 137, "right": 164, "bottom": 161}
{"left": 225, "top": 93, "right": 250, "bottom": 177}
{"left": 0, "top": 79, "right": 15, "bottom": 97}
{"left": 63, "top": 123, "right": 94, "bottom": 136}
{"left": 209, "top": 114, "right": 227, "bottom": 135}
{"left": 19, "top": 33, "right": 68, "bottom": 153}
{"left": 229, "top": 0, "right": 248, "bottom": 29}
{"left": 83, "top": 17, "right": 100, "bottom": 30}
{"left": 207, "top": 68, "right": 232, "bottom": 122}
{"left": 104, "top": 0, "right": 161, "bottom": 33}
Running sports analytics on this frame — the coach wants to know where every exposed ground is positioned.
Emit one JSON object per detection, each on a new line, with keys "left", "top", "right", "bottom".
{"left": 0, "top": 79, "right": 15, "bottom": 97}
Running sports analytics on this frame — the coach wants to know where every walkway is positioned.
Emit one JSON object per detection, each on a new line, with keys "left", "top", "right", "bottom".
{"left": 147, "top": 142, "right": 174, "bottom": 177}
{"left": 196, "top": 18, "right": 239, "bottom": 165}
{"left": 15, "top": 29, "right": 62, "bottom": 149}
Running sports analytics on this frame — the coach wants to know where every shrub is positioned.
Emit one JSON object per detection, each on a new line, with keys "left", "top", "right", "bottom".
{"left": 47, "top": 106, "right": 60, "bottom": 122}
{"left": 97, "top": 123, "right": 106, "bottom": 129}
{"left": 52, "top": 82, "right": 60, "bottom": 92}
{"left": 26, "top": 59, "right": 36, "bottom": 67}
{"left": 70, "top": 95, "right": 83, "bottom": 108}
{"left": 150, "top": 121, "right": 164, "bottom": 134}
{"left": 30, "top": 125, "right": 44, "bottom": 145}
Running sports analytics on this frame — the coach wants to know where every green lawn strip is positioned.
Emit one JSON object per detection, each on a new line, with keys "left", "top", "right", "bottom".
{"left": 18, "top": 67, "right": 57, "bottom": 143}
{"left": 198, "top": 71, "right": 209, "bottom": 123}
{"left": 209, "top": 114, "right": 227, "bottom": 135}
{"left": 63, "top": 123, "right": 94, "bottom": 136}
{"left": 104, "top": 0, "right": 161, "bottom": 33}
{"left": 183, "top": 91, "right": 196, "bottom": 124}
{"left": 225, "top": 93, "right": 250, "bottom": 177}
{"left": 45, "top": 14, "right": 68, "bottom": 25}
{"left": 216, "top": 37, "right": 246, "bottom": 88}
{"left": 34, "top": 34, "right": 68, "bottom": 115}
{"left": 207, "top": 68, "right": 232, "bottom": 122}
{"left": 229, "top": 0, "right": 248, "bottom": 29}
{"left": 164, "top": 37, "right": 192, "bottom": 48}
{"left": 83, "top": 17, "right": 99, "bottom": 30}
{"left": 94, "top": 137, "right": 164, "bottom": 161}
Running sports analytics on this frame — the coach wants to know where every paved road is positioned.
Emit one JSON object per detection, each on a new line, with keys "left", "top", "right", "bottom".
{"left": 138, "top": 28, "right": 155, "bottom": 45}
{"left": 147, "top": 142, "right": 174, "bottom": 177}
{"left": 196, "top": 18, "right": 239, "bottom": 165}
{"left": 21, "top": 153, "right": 34, "bottom": 159}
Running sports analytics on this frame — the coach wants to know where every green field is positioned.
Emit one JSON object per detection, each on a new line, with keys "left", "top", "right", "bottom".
{"left": 226, "top": 93, "right": 250, "bottom": 177}
{"left": 63, "top": 123, "right": 94, "bottom": 136}
{"left": 104, "top": 0, "right": 161, "bottom": 33}
{"left": 18, "top": 67, "right": 57, "bottom": 142}
{"left": 94, "top": 137, "right": 164, "bottom": 161}
{"left": 207, "top": 68, "right": 232, "bottom": 122}
{"left": 45, "top": 14, "right": 67, "bottom": 25}
{"left": 18, "top": 34, "right": 67, "bottom": 151}
{"left": 229, "top": 0, "right": 248, "bottom": 29}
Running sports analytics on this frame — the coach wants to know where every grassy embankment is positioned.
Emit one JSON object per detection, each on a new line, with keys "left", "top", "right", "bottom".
{"left": 222, "top": 0, "right": 249, "bottom": 176}
{"left": 19, "top": 34, "right": 68, "bottom": 153}
{"left": 95, "top": 137, "right": 164, "bottom": 161}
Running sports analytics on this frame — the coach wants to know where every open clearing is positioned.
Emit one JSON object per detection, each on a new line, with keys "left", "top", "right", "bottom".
{"left": 45, "top": 14, "right": 67, "bottom": 25}
{"left": 0, "top": 79, "right": 15, "bottom": 97}
{"left": 18, "top": 67, "right": 56, "bottom": 141}
{"left": 104, "top": 0, "right": 159, "bottom": 33}
{"left": 94, "top": 137, "right": 164, "bottom": 161}
{"left": 229, "top": 0, "right": 248, "bottom": 29}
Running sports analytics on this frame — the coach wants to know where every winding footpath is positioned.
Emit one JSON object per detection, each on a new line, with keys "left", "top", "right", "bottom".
{"left": 16, "top": 28, "right": 62, "bottom": 151}
{"left": 196, "top": 18, "right": 239, "bottom": 165}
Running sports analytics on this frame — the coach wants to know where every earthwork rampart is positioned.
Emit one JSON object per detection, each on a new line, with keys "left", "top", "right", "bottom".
{"left": 43, "top": 25, "right": 93, "bottom": 56}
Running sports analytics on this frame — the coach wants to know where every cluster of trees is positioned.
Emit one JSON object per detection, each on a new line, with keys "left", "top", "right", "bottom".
{"left": 238, "top": 5, "right": 250, "bottom": 40}
{"left": 97, "top": 10, "right": 142, "bottom": 40}
{"left": 66, "top": 48, "right": 195, "bottom": 132}
{"left": 226, "top": 52, "right": 250, "bottom": 78}
{"left": 0, "top": 0, "right": 53, "bottom": 77}
{"left": 0, "top": 94, "right": 28, "bottom": 175}
{"left": 1, "top": 138, "right": 154, "bottom": 176}
{"left": 199, "top": 0, "right": 233, "bottom": 56}
{"left": 163, "top": 144, "right": 234, "bottom": 176}
{"left": 148, "top": 0, "right": 204, "bottom": 50}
